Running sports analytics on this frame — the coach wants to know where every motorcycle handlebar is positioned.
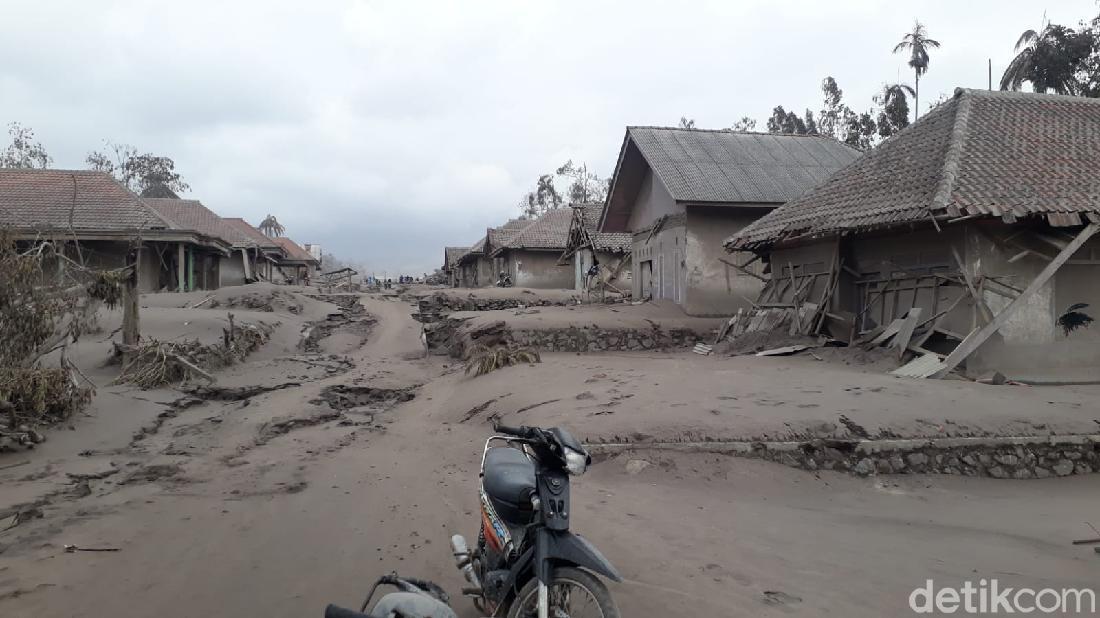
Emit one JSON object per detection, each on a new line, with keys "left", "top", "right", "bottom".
{"left": 324, "top": 604, "right": 373, "bottom": 618}
{"left": 494, "top": 423, "right": 540, "bottom": 440}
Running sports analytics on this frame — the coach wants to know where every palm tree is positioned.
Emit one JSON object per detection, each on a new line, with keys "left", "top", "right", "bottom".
{"left": 877, "top": 83, "right": 917, "bottom": 137}
{"left": 893, "top": 21, "right": 941, "bottom": 121}
{"left": 1000, "top": 20, "right": 1086, "bottom": 94}
{"left": 257, "top": 214, "right": 285, "bottom": 238}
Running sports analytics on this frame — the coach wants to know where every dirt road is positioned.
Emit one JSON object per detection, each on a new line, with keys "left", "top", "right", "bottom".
{"left": 1, "top": 292, "right": 1097, "bottom": 617}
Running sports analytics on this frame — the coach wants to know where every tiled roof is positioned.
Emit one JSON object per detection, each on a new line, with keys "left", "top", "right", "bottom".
{"left": 627, "top": 127, "right": 860, "bottom": 204}
{"left": 222, "top": 217, "right": 281, "bottom": 249}
{"left": 578, "top": 203, "right": 631, "bottom": 253}
{"left": 487, "top": 219, "right": 529, "bottom": 251}
{"left": 499, "top": 208, "right": 572, "bottom": 252}
{"left": 726, "top": 89, "right": 1100, "bottom": 251}
{"left": 0, "top": 169, "right": 174, "bottom": 232}
{"left": 144, "top": 198, "right": 248, "bottom": 246}
{"left": 444, "top": 246, "right": 468, "bottom": 269}
{"left": 271, "top": 236, "right": 318, "bottom": 263}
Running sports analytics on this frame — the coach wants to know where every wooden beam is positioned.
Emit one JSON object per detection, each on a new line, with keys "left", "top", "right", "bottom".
{"left": 951, "top": 246, "right": 993, "bottom": 324}
{"left": 932, "top": 223, "right": 1100, "bottom": 378}
{"left": 718, "top": 257, "right": 766, "bottom": 282}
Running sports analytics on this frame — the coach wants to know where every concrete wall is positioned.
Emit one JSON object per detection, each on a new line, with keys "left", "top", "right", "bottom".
{"left": 505, "top": 249, "right": 573, "bottom": 289}
{"left": 631, "top": 216, "right": 686, "bottom": 305}
{"left": 136, "top": 245, "right": 160, "bottom": 293}
{"left": 626, "top": 170, "right": 682, "bottom": 231}
{"left": 220, "top": 252, "right": 247, "bottom": 287}
{"left": 684, "top": 206, "right": 769, "bottom": 316}
{"left": 965, "top": 223, "right": 1100, "bottom": 376}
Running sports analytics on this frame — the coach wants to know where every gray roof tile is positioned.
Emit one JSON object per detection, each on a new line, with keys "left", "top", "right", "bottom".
{"left": 727, "top": 88, "right": 1100, "bottom": 250}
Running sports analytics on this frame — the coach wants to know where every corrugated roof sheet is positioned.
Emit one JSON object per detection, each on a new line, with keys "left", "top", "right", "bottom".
{"left": 628, "top": 127, "right": 861, "bottom": 204}
{"left": 727, "top": 89, "right": 1100, "bottom": 250}
{"left": 0, "top": 169, "right": 175, "bottom": 232}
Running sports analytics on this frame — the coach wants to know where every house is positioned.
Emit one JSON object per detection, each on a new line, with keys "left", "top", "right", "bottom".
{"left": 490, "top": 208, "right": 574, "bottom": 288}
{"left": 0, "top": 169, "right": 229, "bottom": 292}
{"left": 443, "top": 247, "right": 468, "bottom": 287}
{"left": 598, "top": 126, "right": 861, "bottom": 315}
{"left": 270, "top": 236, "right": 320, "bottom": 285}
{"left": 144, "top": 198, "right": 274, "bottom": 288}
{"left": 221, "top": 217, "right": 289, "bottom": 283}
{"left": 455, "top": 219, "right": 528, "bottom": 287}
{"left": 725, "top": 88, "right": 1100, "bottom": 378}
{"left": 562, "top": 203, "right": 632, "bottom": 292}
{"left": 455, "top": 237, "right": 489, "bottom": 287}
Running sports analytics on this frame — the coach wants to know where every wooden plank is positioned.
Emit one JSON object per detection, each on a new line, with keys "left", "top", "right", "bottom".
{"left": 718, "top": 256, "right": 766, "bottom": 282}
{"left": 864, "top": 318, "right": 904, "bottom": 349}
{"left": 890, "top": 308, "right": 924, "bottom": 358}
{"left": 932, "top": 223, "right": 1100, "bottom": 378}
{"left": 951, "top": 246, "right": 993, "bottom": 324}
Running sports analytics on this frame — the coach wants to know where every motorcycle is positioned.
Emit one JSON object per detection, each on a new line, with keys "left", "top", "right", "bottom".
{"left": 450, "top": 422, "right": 621, "bottom": 618}
{"left": 495, "top": 272, "right": 513, "bottom": 288}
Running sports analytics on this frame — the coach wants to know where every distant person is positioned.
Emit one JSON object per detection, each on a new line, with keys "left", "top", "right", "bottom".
{"left": 585, "top": 258, "right": 600, "bottom": 290}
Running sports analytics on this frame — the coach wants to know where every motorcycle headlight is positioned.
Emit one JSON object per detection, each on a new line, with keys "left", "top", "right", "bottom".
{"left": 564, "top": 448, "right": 588, "bottom": 476}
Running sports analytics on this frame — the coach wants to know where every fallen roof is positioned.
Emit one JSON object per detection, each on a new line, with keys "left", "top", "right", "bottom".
{"left": 222, "top": 217, "right": 283, "bottom": 249}
{"left": 271, "top": 236, "right": 318, "bottom": 263}
{"left": 144, "top": 198, "right": 249, "bottom": 246}
{"left": 495, "top": 208, "right": 572, "bottom": 253}
{"left": 726, "top": 88, "right": 1100, "bottom": 251}
{"left": 601, "top": 127, "right": 861, "bottom": 232}
{"left": 577, "top": 203, "right": 631, "bottom": 253}
{"left": 0, "top": 169, "right": 174, "bottom": 232}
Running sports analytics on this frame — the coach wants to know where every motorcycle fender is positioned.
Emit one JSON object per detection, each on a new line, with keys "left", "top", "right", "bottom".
{"left": 536, "top": 529, "right": 622, "bottom": 583}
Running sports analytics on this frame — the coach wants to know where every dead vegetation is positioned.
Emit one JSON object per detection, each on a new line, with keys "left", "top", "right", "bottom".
{"left": 113, "top": 313, "right": 273, "bottom": 389}
{"left": 464, "top": 343, "right": 541, "bottom": 377}
{"left": 0, "top": 232, "right": 127, "bottom": 446}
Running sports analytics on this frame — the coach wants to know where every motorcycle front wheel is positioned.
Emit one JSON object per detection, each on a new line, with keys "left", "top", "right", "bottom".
{"left": 506, "top": 567, "right": 620, "bottom": 618}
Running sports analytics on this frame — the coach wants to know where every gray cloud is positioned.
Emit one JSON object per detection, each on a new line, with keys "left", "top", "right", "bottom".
{"left": 2, "top": 0, "right": 1094, "bottom": 274}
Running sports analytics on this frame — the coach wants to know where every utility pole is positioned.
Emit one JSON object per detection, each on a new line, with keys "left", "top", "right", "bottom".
{"left": 988, "top": 58, "right": 992, "bottom": 90}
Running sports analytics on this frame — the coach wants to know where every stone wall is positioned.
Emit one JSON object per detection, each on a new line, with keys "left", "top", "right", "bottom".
{"left": 425, "top": 317, "right": 708, "bottom": 357}
{"left": 418, "top": 292, "right": 576, "bottom": 313}
{"left": 590, "top": 434, "right": 1100, "bottom": 479}
{"left": 507, "top": 326, "right": 703, "bottom": 353}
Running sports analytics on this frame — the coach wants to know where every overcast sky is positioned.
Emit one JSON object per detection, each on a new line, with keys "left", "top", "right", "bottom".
{"left": 2, "top": 0, "right": 1095, "bottom": 275}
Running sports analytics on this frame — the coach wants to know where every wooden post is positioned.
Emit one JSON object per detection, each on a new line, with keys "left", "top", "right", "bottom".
{"left": 177, "top": 243, "right": 185, "bottom": 292}
{"left": 122, "top": 247, "right": 141, "bottom": 358}
{"left": 241, "top": 248, "right": 252, "bottom": 280}
{"left": 933, "top": 223, "right": 1099, "bottom": 378}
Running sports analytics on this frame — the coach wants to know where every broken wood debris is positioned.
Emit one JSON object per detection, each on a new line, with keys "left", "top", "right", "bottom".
{"left": 755, "top": 344, "right": 810, "bottom": 357}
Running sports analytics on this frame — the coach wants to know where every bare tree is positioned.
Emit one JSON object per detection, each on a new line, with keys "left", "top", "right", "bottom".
{"left": 1, "top": 122, "right": 52, "bottom": 169}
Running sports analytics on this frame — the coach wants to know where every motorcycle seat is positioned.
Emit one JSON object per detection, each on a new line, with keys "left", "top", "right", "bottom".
{"left": 483, "top": 447, "right": 536, "bottom": 508}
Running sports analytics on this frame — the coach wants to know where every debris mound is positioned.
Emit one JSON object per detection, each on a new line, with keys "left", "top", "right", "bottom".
{"left": 113, "top": 314, "right": 273, "bottom": 389}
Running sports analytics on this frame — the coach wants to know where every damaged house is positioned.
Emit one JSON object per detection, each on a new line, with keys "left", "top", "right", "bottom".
{"left": 490, "top": 208, "right": 574, "bottom": 288}
{"left": 443, "top": 246, "right": 468, "bottom": 287}
{"left": 270, "top": 236, "right": 320, "bottom": 285}
{"left": 455, "top": 219, "right": 528, "bottom": 287}
{"left": 598, "top": 126, "right": 860, "bottom": 315}
{"left": 0, "top": 169, "right": 229, "bottom": 292}
{"left": 221, "top": 217, "right": 289, "bottom": 283}
{"left": 144, "top": 198, "right": 275, "bottom": 288}
{"left": 562, "top": 202, "right": 632, "bottom": 293}
{"left": 726, "top": 88, "right": 1100, "bottom": 379}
